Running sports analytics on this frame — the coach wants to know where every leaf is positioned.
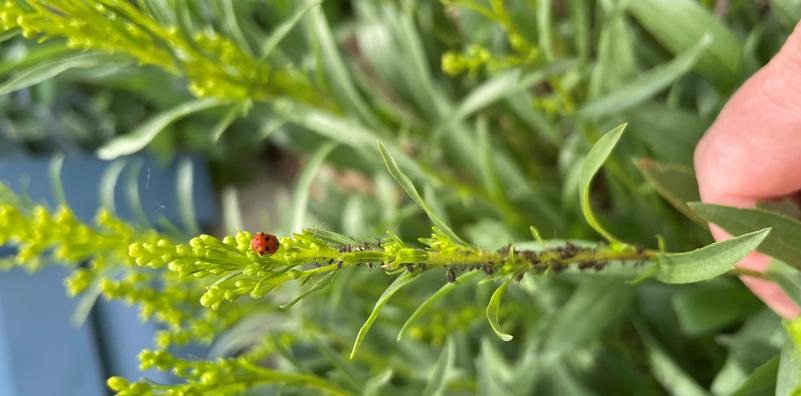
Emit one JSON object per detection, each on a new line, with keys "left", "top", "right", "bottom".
{"left": 545, "top": 278, "right": 634, "bottom": 353}
{"left": 97, "top": 98, "right": 225, "bottom": 159}
{"left": 210, "top": 101, "right": 249, "bottom": 142}
{"left": 764, "top": 259, "right": 801, "bottom": 306}
{"left": 577, "top": 36, "right": 710, "bottom": 120}
{"left": 176, "top": 158, "right": 199, "bottom": 234}
{"left": 363, "top": 370, "right": 394, "bottom": 396}
{"left": 221, "top": 186, "right": 243, "bottom": 235}
{"left": 291, "top": 143, "right": 337, "bottom": 233}
{"left": 727, "top": 355, "right": 779, "bottom": 396}
{"left": 771, "top": 0, "right": 801, "bottom": 32}
{"left": 636, "top": 322, "right": 708, "bottom": 396}
{"left": 421, "top": 337, "right": 455, "bottom": 396}
{"left": 377, "top": 141, "right": 466, "bottom": 245}
{"left": 672, "top": 279, "right": 762, "bottom": 336}
{"left": 777, "top": 340, "right": 801, "bottom": 396}
{"left": 0, "top": 53, "right": 109, "bottom": 95}
{"left": 98, "top": 160, "right": 127, "bottom": 213}
{"left": 397, "top": 271, "right": 480, "bottom": 341}
{"left": 636, "top": 158, "right": 703, "bottom": 224}
{"left": 578, "top": 123, "right": 626, "bottom": 243}
{"left": 437, "top": 62, "right": 573, "bottom": 134}
{"left": 280, "top": 271, "right": 337, "bottom": 310}
{"left": 260, "top": 1, "right": 321, "bottom": 59}
{"left": 689, "top": 203, "right": 801, "bottom": 270}
{"left": 308, "top": 6, "right": 380, "bottom": 129}
{"left": 655, "top": 228, "right": 771, "bottom": 284}
{"left": 626, "top": 0, "right": 742, "bottom": 90}
{"left": 124, "top": 160, "right": 150, "bottom": 227}
{"left": 48, "top": 153, "right": 67, "bottom": 207}
{"left": 485, "top": 277, "right": 514, "bottom": 342}
{"left": 350, "top": 271, "right": 419, "bottom": 359}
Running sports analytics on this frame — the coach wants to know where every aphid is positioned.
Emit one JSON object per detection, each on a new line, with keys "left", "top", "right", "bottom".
{"left": 250, "top": 232, "right": 279, "bottom": 256}
{"left": 446, "top": 268, "right": 456, "bottom": 283}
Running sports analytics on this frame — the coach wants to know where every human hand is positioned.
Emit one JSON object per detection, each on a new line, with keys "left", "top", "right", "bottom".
{"left": 694, "top": 23, "right": 801, "bottom": 319}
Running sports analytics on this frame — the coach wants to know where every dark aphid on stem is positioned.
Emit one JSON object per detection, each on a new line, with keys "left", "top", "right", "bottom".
{"left": 406, "top": 264, "right": 414, "bottom": 273}
{"left": 339, "top": 245, "right": 353, "bottom": 253}
{"left": 560, "top": 243, "right": 578, "bottom": 259}
{"left": 446, "top": 268, "right": 456, "bottom": 283}
{"left": 578, "top": 261, "right": 596, "bottom": 270}
{"left": 551, "top": 262, "right": 566, "bottom": 273}
{"left": 482, "top": 263, "right": 494, "bottom": 275}
{"left": 514, "top": 273, "right": 524, "bottom": 282}
{"left": 336, "top": 261, "right": 343, "bottom": 269}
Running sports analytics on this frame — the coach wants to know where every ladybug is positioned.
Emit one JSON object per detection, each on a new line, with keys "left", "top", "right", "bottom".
{"left": 250, "top": 232, "right": 279, "bottom": 255}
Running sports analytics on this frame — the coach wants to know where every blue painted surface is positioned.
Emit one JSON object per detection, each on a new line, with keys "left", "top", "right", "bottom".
{"left": 0, "top": 155, "right": 217, "bottom": 396}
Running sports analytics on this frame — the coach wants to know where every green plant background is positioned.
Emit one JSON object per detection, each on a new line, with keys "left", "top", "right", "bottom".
{"left": 1, "top": 0, "right": 801, "bottom": 395}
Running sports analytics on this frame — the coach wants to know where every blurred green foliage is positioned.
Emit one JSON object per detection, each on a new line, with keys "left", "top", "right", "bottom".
{"left": 1, "top": 0, "right": 801, "bottom": 394}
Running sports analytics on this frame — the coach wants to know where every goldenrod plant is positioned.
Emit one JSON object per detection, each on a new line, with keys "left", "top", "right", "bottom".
{"left": 1, "top": 0, "right": 801, "bottom": 395}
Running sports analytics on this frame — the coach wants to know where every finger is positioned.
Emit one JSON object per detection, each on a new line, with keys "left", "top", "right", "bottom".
{"left": 694, "top": 21, "right": 801, "bottom": 319}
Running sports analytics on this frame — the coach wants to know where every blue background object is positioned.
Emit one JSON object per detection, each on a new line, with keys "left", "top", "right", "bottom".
{"left": 0, "top": 155, "right": 217, "bottom": 396}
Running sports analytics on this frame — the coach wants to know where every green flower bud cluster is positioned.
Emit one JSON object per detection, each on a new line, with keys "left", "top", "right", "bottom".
{"left": 0, "top": 1, "right": 316, "bottom": 101}
{"left": 441, "top": 44, "right": 538, "bottom": 77}
{"left": 108, "top": 342, "right": 349, "bottom": 396}
{"left": 407, "top": 306, "right": 482, "bottom": 346}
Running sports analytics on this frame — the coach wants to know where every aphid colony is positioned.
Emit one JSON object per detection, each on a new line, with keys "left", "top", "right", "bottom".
{"left": 250, "top": 232, "right": 642, "bottom": 284}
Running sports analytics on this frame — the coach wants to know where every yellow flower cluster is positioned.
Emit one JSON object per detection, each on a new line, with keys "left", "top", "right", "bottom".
{"left": 0, "top": 0, "right": 314, "bottom": 101}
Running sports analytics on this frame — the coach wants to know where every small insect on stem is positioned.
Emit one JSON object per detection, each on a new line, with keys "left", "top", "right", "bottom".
{"left": 446, "top": 268, "right": 456, "bottom": 283}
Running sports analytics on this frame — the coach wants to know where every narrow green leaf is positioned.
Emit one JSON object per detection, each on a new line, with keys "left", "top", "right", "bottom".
{"left": 529, "top": 226, "right": 544, "bottom": 244}
{"left": 260, "top": 1, "right": 321, "bottom": 59}
{"left": 485, "top": 277, "right": 513, "bottom": 342}
{"left": 438, "top": 62, "right": 573, "bottom": 134}
{"left": 377, "top": 141, "right": 465, "bottom": 245}
{"left": 545, "top": 278, "right": 634, "bottom": 353}
{"left": 125, "top": 160, "right": 150, "bottom": 227}
{"left": 98, "top": 160, "right": 126, "bottom": 213}
{"left": 626, "top": 0, "right": 742, "bottom": 90}
{"left": 176, "top": 158, "right": 199, "bottom": 235}
{"left": 636, "top": 322, "right": 708, "bottom": 396}
{"left": 771, "top": 0, "right": 801, "bottom": 32}
{"left": 536, "top": 0, "right": 554, "bottom": 61}
{"left": 397, "top": 271, "right": 480, "bottom": 341}
{"left": 363, "top": 370, "right": 394, "bottom": 396}
{"left": 305, "top": 228, "right": 360, "bottom": 246}
{"left": 777, "top": 340, "right": 801, "bottom": 396}
{"left": 577, "top": 36, "right": 710, "bottom": 120}
{"left": 221, "top": 186, "right": 242, "bottom": 236}
{"left": 210, "top": 101, "right": 248, "bottom": 142}
{"left": 71, "top": 281, "right": 103, "bottom": 326}
{"left": 728, "top": 355, "right": 779, "bottom": 396}
{"left": 280, "top": 271, "right": 337, "bottom": 310}
{"left": 636, "top": 159, "right": 702, "bottom": 224}
{"left": 291, "top": 142, "right": 337, "bottom": 233}
{"left": 764, "top": 259, "right": 801, "bottom": 307}
{"left": 350, "top": 271, "right": 419, "bottom": 359}
{"left": 672, "top": 280, "right": 762, "bottom": 336}
{"left": 48, "top": 153, "right": 67, "bottom": 207}
{"left": 422, "top": 338, "right": 456, "bottom": 396}
{"left": 308, "top": 6, "right": 380, "bottom": 129}
{"left": 655, "top": 228, "right": 771, "bottom": 284}
{"left": 689, "top": 203, "right": 801, "bottom": 270}
{"left": 97, "top": 98, "right": 225, "bottom": 160}
{"left": 0, "top": 53, "right": 109, "bottom": 95}
{"left": 578, "top": 123, "right": 626, "bottom": 243}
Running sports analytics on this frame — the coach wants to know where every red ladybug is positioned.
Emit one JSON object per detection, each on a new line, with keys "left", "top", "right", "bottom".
{"left": 250, "top": 232, "right": 279, "bottom": 255}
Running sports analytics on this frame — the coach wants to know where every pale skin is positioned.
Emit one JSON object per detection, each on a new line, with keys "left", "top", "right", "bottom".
{"left": 695, "top": 22, "right": 801, "bottom": 319}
